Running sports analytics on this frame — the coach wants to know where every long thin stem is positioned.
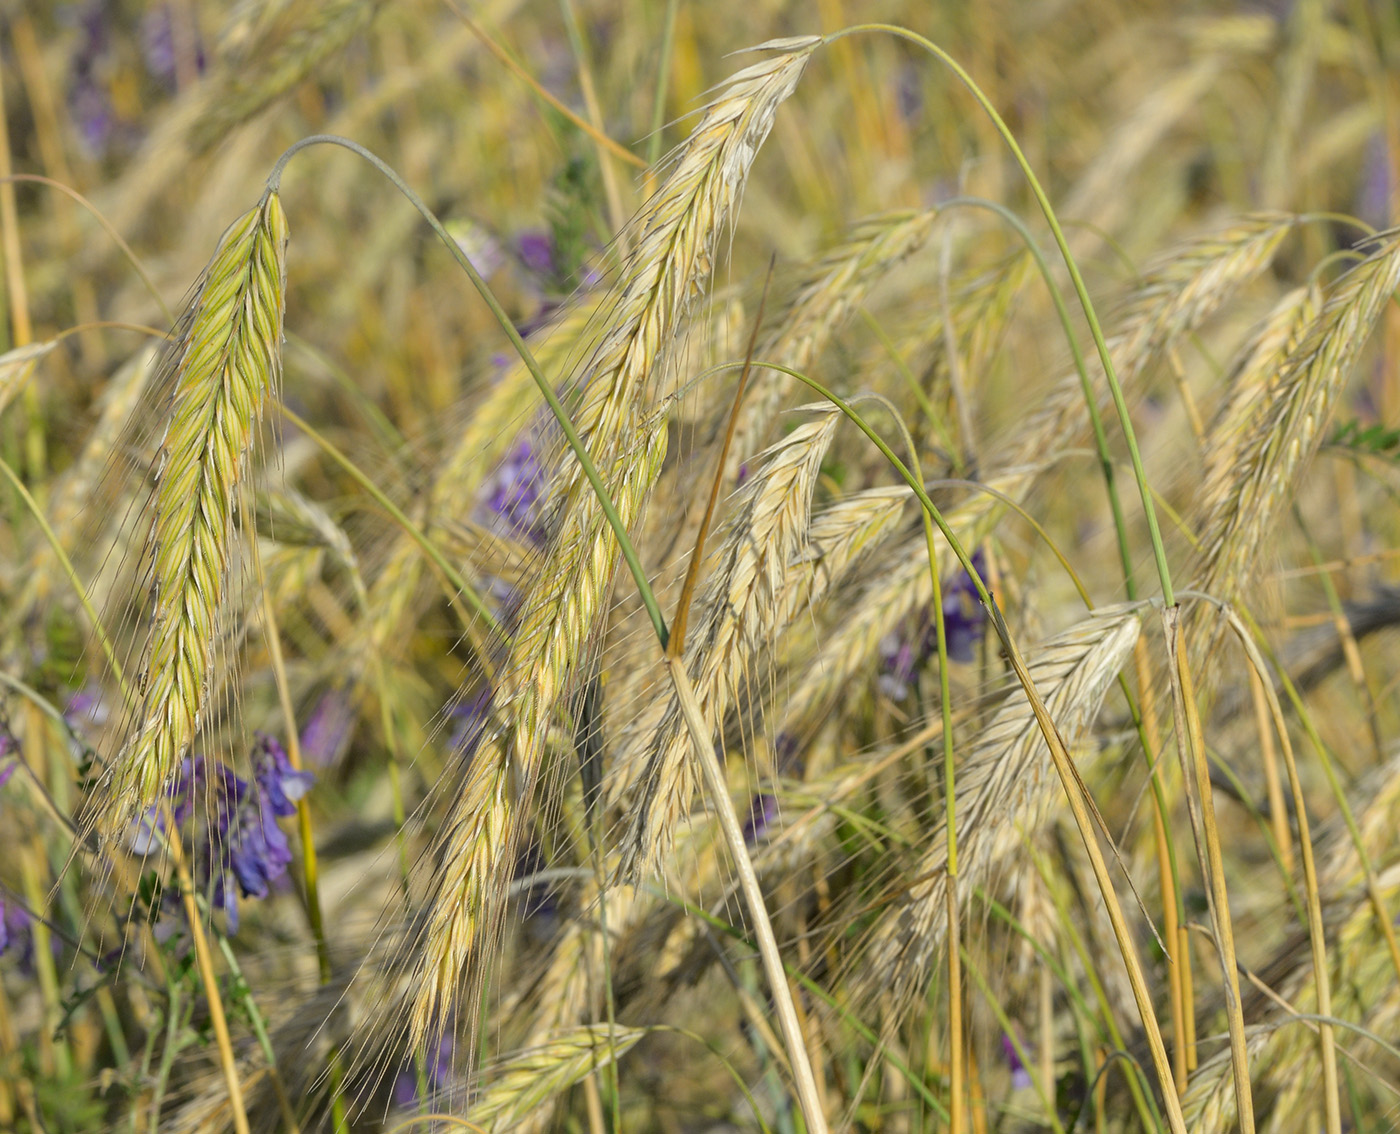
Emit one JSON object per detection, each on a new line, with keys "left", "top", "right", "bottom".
{"left": 266, "top": 135, "right": 670, "bottom": 648}
{"left": 828, "top": 24, "right": 1174, "bottom": 605}
{"left": 666, "top": 657, "right": 829, "bottom": 1134}
{"left": 749, "top": 361, "right": 1186, "bottom": 1134}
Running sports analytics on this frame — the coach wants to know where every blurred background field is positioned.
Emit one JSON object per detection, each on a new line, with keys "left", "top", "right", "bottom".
{"left": 1, "top": 1, "right": 1399, "bottom": 1131}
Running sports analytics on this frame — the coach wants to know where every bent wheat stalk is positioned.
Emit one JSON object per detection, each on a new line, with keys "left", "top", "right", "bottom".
{"left": 619, "top": 412, "right": 838, "bottom": 876}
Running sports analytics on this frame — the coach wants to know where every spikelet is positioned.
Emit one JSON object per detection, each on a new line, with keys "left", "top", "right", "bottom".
{"left": 1192, "top": 235, "right": 1400, "bottom": 609}
{"left": 775, "top": 464, "right": 1033, "bottom": 738}
{"left": 402, "top": 38, "right": 816, "bottom": 1055}
{"left": 357, "top": 298, "right": 599, "bottom": 672}
{"left": 780, "top": 485, "right": 912, "bottom": 624}
{"left": 731, "top": 209, "right": 940, "bottom": 473}
{"left": 191, "top": 0, "right": 386, "bottom": 149}
{"left": 857, "top": 606, "right": 1142, "bottom": 1010}
{"left": 102, "top": 193, "right": 289, "bottom": 832}
{"left": 0, "top": 340, "right": 56, "bottom": 419}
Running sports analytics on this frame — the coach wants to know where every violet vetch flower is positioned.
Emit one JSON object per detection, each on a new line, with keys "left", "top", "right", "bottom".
{"left": 477, "top": 437, "right": 547, "bottom": 545}
{"left": 140, "top": 5, "right": 206, "bottom": 86}
{"left": 1359, "top": 131, "right": 1393, "bottom": 230}
{"left": 742, "top": 793, "right": 779, "bottom": 844}
{"left": 393, "top": 1032, "right": 454, "bottom": 1108}
{"left": 1002, "top": 1031, "right": 1033, "bottom": 1091}
{"left": 252, "top": 736, "right": 315, "bottom": 818}
{"left": 0, "top": 732, "right": 15, "bottom": 791}
{"left": 878, "top": 550, "right": 987, "bottom": 700}
{"left": 0, "top": 894, "right": 32, "bottom": 966}
{"left": 517, "top": 230, "right": 555, "bottom": 278}
{"left": 130, "top": 740, "right": 315, "bottom": 934}
{"left": 300, "top": 690, "right": 355, "bottom": 767}
{"left": 448, "top": 687, "right": 492, "bottom": 762}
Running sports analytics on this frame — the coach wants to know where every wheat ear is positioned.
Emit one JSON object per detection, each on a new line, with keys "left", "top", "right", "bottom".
{"left": 104, "top": 193, "right": 288, "bottom": 832}
{"left": 618, "top": 412, "right": 838, "bottom": 876}
{"left": 775, "top": 464, "right": 1032, "bottom": 737}
{"left": 1192, "top": 234, "right": 1400, "bottom": 608}
{"left": 462, "top": 1026, "right": 644, "bottom": 1133}
{"left": 731, "top": 209, "right": 940, "bottom": 473}
{"left": 191, "top": 0, "right": 386, "bottom": 150}
{"left": 357, "top": 298, "right": 598, "bottom": 671}
{"left": 404, "top": 34, "right": 817, "bottom": 1062}
{"left": 859, "top": 606, "right": 1143, "bottom": 1011}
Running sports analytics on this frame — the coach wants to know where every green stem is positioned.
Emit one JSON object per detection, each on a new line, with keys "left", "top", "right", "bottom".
{"left": 828, "top": 25, "right": 1175, "bottom": 605}
{"left": 267, "top": 136, "right": 670, "bottom": 647}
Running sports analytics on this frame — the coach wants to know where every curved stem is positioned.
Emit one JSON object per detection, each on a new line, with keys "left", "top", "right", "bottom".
{"left": 267, "top": 135, "right": 669, "bottom": 648}
{"left": 827, "top": 24, "right": 1175, "bottom": 605}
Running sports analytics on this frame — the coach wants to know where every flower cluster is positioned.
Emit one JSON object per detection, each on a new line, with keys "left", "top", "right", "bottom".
{"left": 131, "top": 737, "right": 314, "bottom": 933}
{"left": 878, "top": 549, "right": 987, "bottom": 702}
{"left": 65, "top": 3, "right": 205, "bottom": 160}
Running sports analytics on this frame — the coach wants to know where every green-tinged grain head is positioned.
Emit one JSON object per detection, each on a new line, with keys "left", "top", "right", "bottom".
{"left": 466, "top": 1026, "right": 645, "bottom": 1134}
{"left": 102, "top": 192, "right": 289, "bottom": 834}
{"left": 858, "top": 605, "right": 1142, "bottom": 1012}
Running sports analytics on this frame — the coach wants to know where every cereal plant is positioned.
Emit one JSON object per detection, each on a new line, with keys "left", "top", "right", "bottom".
{"left": 1, "top": 2, "right": 1399, "bottom": 1132}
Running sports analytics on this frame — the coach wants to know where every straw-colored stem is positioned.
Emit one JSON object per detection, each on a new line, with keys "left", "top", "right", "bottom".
{"left": 257, "top": 579, "right": 348, "bottom": 1131}
{"left": 168, "top": 825, "right": 250, "bottom": 1134}
{"left": 1221, "top": 609, "right": 1340, "bottom": 1134}
{"left": 1249, "top": 665, "right": 1294, "bottom": 878}
{"left": 765, "top": 362, "right": 1184, "bottom": 1132}
{"left": 1161, "top": 607, "right": 1254, "bottom": 1132}
{"left": 666, "top": 655, "right": 829, "bottom": 1134}
{"left": 1135, "top": 636, "right": 1186, "bottom": 1096}
{"left": 833, "top": 24, "right": 1175, "bottom": 604}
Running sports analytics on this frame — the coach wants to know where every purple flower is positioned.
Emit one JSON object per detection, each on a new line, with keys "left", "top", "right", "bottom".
{"left": 878, "top": 551, "right": 987, "bottom": 700}
{"left": 300, "top": 691, "right": 355, "bottom": 767}
{"left": 1359, "top": 131, "right": 1393, "bottom": 230}
{"left": 252, "top": 736, "right": 315, "bottom": 818}
{"left": 0, "top": 732, "right": 15, "bottom": 791}
{"left": 0, "top": 894, "right": 32, "bottom": 965}
{"left": 1002, "top": 1031, "right": 1033, "bottom": 1091}
{"left": 64, "top": 686, "right": 109, "bottom": 729}
{"left": 448, "top": 688, "right": 492, "bottom": 761}
{"left": 393, "top": 1033, "right": 454, "bottom": 1108}
{"left": 478, "top": 437, "right": 547, "bottom": 544}
{"left": 517, "top": 230, "right": 555, "bottom": 278}
{"left": 132, "top": 743, "right": 314, "bottom": 934}
{"left": 229, "top": 801, "right": 294, "bottom": 902}
{"left": 742, "top": 793, "right": 779, "bottom": 844}
{"left": 141, "top": 5, "right": 206, "bottom": 86}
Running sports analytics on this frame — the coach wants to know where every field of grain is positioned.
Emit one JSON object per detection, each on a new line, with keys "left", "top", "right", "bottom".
{"left": 1, "top": 2, "right": 1399, "bottom": 1131}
